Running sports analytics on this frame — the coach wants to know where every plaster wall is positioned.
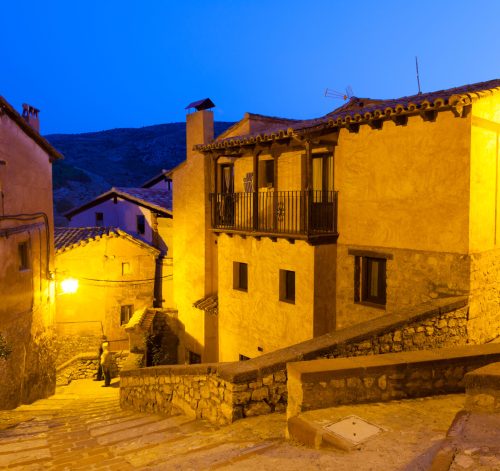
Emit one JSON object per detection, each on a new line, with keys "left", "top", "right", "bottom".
{"left": 0, "top": 112, "right": 56, "bottom": 408}
{"left": 335, "top": 111, "right": 471, "bottom": 253}
{"left": 173, "top": 110, "right": 218, "bottom": 362}
{"left": 217, "top": 235, "right": 317, "bottom": 362}
{"left": 55, "top": 236, "right": 157, "bottom": 363}
{"left": 334, "top": 111, "right": 472, "bottom": 329}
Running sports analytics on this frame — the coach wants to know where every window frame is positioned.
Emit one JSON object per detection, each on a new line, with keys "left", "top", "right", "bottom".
{"left": 95, "top": 212, "right": 104, "bottom": 227}
{"left": 233, "top": 261, "right": 248, "bottom": 292}
{"left": 18, "top": 241, "right": 30, "bottom": 271}
{"left": 353, "top": 254, "right": 388, "bottom": 308}
{"left": 120, "top": 304, "right": 134, "bottom": 325}
{"left": 121, "top": 262, "right": 131, "bottom": 275}
{"left": 279, "top": 269, "right": 295, "bottom": 304}
{"left": 136, "top": 214, "right": 146, "bottom": 235}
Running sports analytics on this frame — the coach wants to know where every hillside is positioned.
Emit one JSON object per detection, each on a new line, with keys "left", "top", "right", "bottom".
{"left": 46, "top": 121, "right": 233, "bottom": 225}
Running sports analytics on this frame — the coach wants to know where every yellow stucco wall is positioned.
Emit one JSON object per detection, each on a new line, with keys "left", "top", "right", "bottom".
{"left": 468, "top": 91, "right": 500, "bottom": 342}
{"left": 336, "top": 111, "right": 471, "bottom": 253}
{"left": 55, "top": 236, "right": 157, "bottom": 346}
{"left": 173, "top": 111, "right": 218, "bottom": 362}
{"left": 218, "top": 235, "right": 319, "bottom": 362}
{"left": 469, "top": 93, "right": 500, "bottom": 252}
{"left": 333, "top": 111, "right": 473, "bottom": 327}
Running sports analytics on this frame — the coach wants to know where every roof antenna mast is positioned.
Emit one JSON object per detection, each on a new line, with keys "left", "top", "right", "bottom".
{"left": 415, "top": 56, "right": 422, "bottom": 94}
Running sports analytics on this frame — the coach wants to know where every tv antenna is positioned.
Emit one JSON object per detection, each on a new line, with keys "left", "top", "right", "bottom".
{"left": 415, "top": 56, "right": 422, "bottom": 94}
{"left": 324, "top": 85, "right": 354, "bottom": 101}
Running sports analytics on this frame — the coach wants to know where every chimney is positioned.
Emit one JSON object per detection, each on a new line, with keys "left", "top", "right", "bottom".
{"left": 22, "top": 103, "right": 40, "bottom": 133}
{"left": 185, "top": 98, "right": 215, "bottom": 159}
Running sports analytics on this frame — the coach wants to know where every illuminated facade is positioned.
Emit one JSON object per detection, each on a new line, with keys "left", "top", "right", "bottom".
{"left": 174, "top": 79, "right": 500, "bottom": 362}
{"left": 0, "top": 97, "right": 62, "bottom": 408}
{"left": 54, "top": 226, "right": 160, "bottom": 363}
{"left": 65, "top": 182, "right": 173, "bottom": 307}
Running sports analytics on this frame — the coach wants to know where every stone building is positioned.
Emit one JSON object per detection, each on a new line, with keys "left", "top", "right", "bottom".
{"left": 0, "top": 97, "right": 62, "bottom": 408}
{"left": 65, "top": 184, "right": 173, "bottom": 307}
{"left": 172, "top": 79, "right": 500, "bottom": 363}
{"left": 53, "top": 226, "right": 160, "bottom": 364}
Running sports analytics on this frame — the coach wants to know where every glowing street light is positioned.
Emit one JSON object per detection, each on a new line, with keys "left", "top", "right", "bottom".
{"left": 60, "top": 277, "right": 79, "bottom": 294}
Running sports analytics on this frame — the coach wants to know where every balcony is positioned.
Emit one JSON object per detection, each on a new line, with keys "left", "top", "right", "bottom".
{"left": 210, "top": 190, "right": 338, "bottom": 242}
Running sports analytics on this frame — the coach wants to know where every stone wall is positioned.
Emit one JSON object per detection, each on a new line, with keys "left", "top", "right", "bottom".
{"left": 121, "top": 296, "right": 469, "bottom": 424}
{"left": 286, "top": 343, "right": 500, "bottom": 418}
{"left": 54, "top": 332, "right": 103, "bottom": 367}
{"left": 469, "top": 248, "right": 500, "bottom": 344}
{"left": 57, "top": 351, "right": 127, "bottom": 386}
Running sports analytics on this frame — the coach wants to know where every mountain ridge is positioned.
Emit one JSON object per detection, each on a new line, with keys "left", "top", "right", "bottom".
{"left": 46, "top": 121, "right": 234, "bottom": 225}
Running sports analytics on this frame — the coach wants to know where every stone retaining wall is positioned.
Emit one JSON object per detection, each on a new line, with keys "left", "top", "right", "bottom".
{"left": 57, "top": 352, "right": 128, "bottom": 386}
{"left": 286, "top": 343, "right": 500, "bottom": 417}
{"left": 121, "top": 297, "right": 470, "bottom": 424}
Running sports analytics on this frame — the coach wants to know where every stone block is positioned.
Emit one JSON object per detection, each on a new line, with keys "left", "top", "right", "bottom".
{"left": 274, "top": 371, "right": 287, "bottom": 383}
{"left": 244, "top": 401, "right": 272, "bottom": 417}
{"left": 251, "top": 387, "right": 269, "bottom": 401}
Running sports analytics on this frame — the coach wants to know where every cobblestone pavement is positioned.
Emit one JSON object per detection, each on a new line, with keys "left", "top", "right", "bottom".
{"left": 0, "top": 379, "right": 482, "bottom": 470}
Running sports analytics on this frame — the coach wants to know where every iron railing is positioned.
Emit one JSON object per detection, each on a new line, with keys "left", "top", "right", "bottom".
{"left": 210, "top": 190, "right": 338, "bottom": 236}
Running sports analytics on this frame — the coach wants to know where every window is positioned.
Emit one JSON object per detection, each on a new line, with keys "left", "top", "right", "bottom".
{"left": 136, "top": 215, "right": 146, "bottom": 235}
{"left": 122, "top": 262, "right": 131, "bottom": 275}
{"left": 239, "top": 354, "right": 250, "bottom": 361}
{"left": 18, "top": 241, "right": 30, "bottom": 270}
{"left": 279, "top": 269, "right": 295, "bottom": 303}
{"left": 120, "top": 305, "right": 134, "bottom": 325}
{"left": 258, "top": 159, "right": 274, "bottom": 188}
{"left": 188, "top": 350, "right": 201, "bottom": 364}
{"left": 354, "top": 256, "right": 387, "bottom": 307}
{"left": 95, "top": 212, "right": 104, "bottom": 227}
{"left": 233, "top": 262, "right": 248, "bottom": 291}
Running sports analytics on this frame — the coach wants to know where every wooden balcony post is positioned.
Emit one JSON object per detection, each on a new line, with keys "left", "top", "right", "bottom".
{"left": 304, "top": 140, "right": 313, "bottom": 233}
{"left": 253, "top": 150, "right": 260, "bottom": 231}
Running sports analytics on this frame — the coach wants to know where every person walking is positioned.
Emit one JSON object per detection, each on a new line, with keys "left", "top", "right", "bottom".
{"left": 100, "top": 341, "right": 113, "bottom": 387}
{"left": 94, "top": 335, "right": 107, "bottom": 381}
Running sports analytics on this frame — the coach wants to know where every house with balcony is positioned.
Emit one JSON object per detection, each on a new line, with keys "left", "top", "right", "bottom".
{"left": 173, "top": 80, "right": 500, "bottom": 363}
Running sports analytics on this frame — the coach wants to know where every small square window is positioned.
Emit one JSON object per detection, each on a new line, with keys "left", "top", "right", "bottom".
{"left": 120, "top": 305, "right": 134, "bottom": 325}
{"left": 137, "top": 215, "right": 146, "bottom": 235}
{"left": 188, "top": 350, "right": 201, "bottom": 364}
{"left": 279, "top": 269, "right": 295, "bottom": 303}
{"left": 122, "top": 262, "right": 131, "bottom": 275}
{"left": 354, "top": 256, "right": 387, "bottom": 307}
{"left": 95, "top": 212, "right": 104, "bottom": 227}
{"left": 233, "top": 262, "right": 248, "bottom": 291}
{"left": 18, "top": 242, "right": 30, "bottom": 270}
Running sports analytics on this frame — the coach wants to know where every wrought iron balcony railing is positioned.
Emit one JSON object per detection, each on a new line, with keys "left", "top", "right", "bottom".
{"left": 210, "top": 190, "right": 338, "bottom": 238}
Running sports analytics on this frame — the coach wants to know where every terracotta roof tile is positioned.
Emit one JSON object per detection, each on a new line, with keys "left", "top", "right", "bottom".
{"left": 54, "top": 226, "right": 159, "bottom": 253}
{"left": 65, "top": 187, "right": 172, "bottom": 219}
{"left": 196, "top": 78, "right": 500, "bottom": 151}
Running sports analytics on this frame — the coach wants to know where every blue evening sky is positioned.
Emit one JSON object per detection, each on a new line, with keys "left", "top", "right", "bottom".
{"left": 1, "top": 0, "right": 499, "bottom": 134}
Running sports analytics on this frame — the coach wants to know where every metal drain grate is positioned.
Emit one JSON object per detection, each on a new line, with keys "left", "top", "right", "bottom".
{"left": 323, "top": 415, "right": 383, "bottom": 445}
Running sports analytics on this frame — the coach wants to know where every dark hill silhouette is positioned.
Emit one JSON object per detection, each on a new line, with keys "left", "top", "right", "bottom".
{"left": 46, "top": 121, "right": 233, "bottom": 225}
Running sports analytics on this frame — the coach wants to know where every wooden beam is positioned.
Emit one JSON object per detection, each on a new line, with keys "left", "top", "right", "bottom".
{"left": 368, "top": 119, "right": 383, "bottom": 130}
{"left": 253, "top": 150, "right": 261, "bottom": 231}
{"left": 420, "top": 110, "right": 437, "bottom": 122}
{"left": 392, "top": 115, "right": 408, "bottom": 126}
{"left": 347, "top": 123, "right": 360, "bottom": 133}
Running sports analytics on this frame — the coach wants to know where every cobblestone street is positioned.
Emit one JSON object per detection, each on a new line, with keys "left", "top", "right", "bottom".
{"left": 0, "top": 378, "right": 483, "bottom": 470}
